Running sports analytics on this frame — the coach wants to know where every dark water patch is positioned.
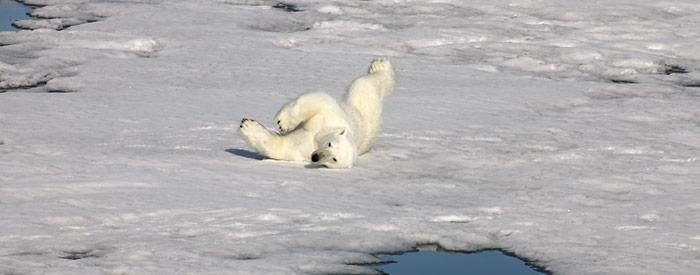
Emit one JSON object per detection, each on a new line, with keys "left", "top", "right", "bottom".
{"left": 365, "top": 247, "right": 548, "bottom": 275}
{"left": 0, "top": 0, "right": 31, "bottom": 32}
{"left": 233, "top": 254, "right": 260, "bottom": 260}
{"left": 273, "top": 2, "right": 302, "bottom": 13}
{"left": 0, "top": 81, "right": 47, "bottom": 93}
{"left": 58, "top": 249, "right": 102, "bottom": 260}
{"left": 664, "top": 64, "right": 688, "bottom": 75}
{"left": 609, "top": 79, "right": 637, "bottom": 84}
{"left": 47, "top": 89, "right": 72, "bottom": 93}
{"left": 4, "top": 251, "right": 46, "bottom": 257}
{"left": 1, "top": 81, "right": 75, "bottom": 93}
{"left": 247, "top": 18, "right": 311, "bottom": 33}
{"left": 238, "top": 2, "right": 311, "bottom": 33}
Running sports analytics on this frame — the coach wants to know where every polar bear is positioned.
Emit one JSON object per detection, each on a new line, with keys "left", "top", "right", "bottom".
{"left": 239, "top": 58, "right": 395, "bottom": 168}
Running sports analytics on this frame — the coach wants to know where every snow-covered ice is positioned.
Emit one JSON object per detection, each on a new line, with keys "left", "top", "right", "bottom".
{"left": 1, "top": 0, "right": 699, "bottom": 274}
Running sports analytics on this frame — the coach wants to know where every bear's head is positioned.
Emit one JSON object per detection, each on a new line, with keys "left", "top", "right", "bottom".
{"left": 311, "top": 129, "right": 357, "bottom": 169}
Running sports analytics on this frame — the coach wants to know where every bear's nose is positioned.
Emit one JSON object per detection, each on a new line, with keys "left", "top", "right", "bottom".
{"left": 311, "top": 153, "right": 320, "bottom": 162}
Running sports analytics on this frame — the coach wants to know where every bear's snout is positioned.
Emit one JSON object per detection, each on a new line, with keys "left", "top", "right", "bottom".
{"left": 311, "top": 153, "right": 320, "bottom": 162}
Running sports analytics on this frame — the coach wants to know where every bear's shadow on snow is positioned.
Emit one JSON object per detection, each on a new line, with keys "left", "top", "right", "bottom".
{"left": 304, "top": 163, "right": 325, "bottom": 169}
{"left": 226, "top": 148, "right": 324, "bottom": 168}
{"left": 226, "top": 149, "right": 328, "bottom": 168}
{"left": 226, "top": 148, "right": 266, "bottom": 160}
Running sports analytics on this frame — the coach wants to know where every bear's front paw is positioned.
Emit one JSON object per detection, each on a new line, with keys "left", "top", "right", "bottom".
{"left": 274, "top": 113, "right": 297, "bottom": 134}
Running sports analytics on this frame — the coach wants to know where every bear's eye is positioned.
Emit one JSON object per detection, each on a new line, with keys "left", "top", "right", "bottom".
{"left": 332, "top": 158, "right": 337, "bottom": 162}
{"left": 328, "top": 142, "right": 332, "bottom": 147}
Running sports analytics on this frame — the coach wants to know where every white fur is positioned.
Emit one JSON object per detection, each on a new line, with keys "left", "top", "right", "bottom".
{"left": 239, "top": 58, "right": 396, "bottom": 168}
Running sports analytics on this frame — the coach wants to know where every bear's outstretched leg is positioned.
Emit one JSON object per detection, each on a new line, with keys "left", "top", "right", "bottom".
{"left": 274, "top": 92, "right": 338, "bottom": 134}
{"left": 239, "top": 118, "right": 311, "bottom": 161}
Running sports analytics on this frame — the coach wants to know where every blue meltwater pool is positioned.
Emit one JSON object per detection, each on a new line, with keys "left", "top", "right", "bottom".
{"left": 371, "top": 248, "right": 548, "bottom": 275}
{"left": 0, "top": 0, "right": 31, "bottom": 32}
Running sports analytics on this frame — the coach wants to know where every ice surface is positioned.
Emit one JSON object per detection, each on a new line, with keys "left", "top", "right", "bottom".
{"left": 1, "top": 0, "right": 699, "bottom": 274}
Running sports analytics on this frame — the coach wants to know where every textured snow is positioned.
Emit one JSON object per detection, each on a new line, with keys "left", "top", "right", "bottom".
{"left": 1, "top": 0, "right": 699, "bottom": 274}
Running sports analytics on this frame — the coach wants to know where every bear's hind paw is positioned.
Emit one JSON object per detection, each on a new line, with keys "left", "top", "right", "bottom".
{"left": 368, "top": 58, "right": 392, "bottom": 74}
{"left": 239, "top": 118, "right": 269, "bottom": 138}
{"left": 239, "top": 118, "right": 257, "bottom": 129}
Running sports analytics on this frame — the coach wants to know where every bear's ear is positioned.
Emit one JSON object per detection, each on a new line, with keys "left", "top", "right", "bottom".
{"left": 339, "top": 129, "right": 346, "bottom": 136}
